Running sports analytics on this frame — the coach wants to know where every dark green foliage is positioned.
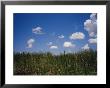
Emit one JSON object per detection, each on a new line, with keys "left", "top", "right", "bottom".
{"left": 14, "top": 50, "right": 97, "bottom": 75}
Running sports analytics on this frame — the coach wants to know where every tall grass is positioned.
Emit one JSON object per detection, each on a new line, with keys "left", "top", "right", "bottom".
{"left": 14, "top": 49, "right": 97, "bottom": 75}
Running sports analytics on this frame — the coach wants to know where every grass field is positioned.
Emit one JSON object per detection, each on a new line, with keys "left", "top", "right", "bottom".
{"left": 14, "top": 49, "right": 97, "bottom": 75}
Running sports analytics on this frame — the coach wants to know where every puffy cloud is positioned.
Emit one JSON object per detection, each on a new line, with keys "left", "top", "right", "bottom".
{"left": 89, "top": 32, "right": 96, "bottom": 37}
{"left": 88, "top": 38, "right": 97, "bottom": 44}
{"left": 58, "top": 35, "right": 64, "bottom": 39}
{"left": 70, "top": 32, "right": 85, "bottom": 40}
{"left": 50, "top": 46, "right": 58, "bottom": 49}
{"left": 82, "top": 44, "right": 90, "bottom": 50}
{"left": 90, "top": 13, "right": 97, "bottom": 21}
{"left": 32, "top": 26, "right": 44, "bottom": 34}
{"left": 63, "top": 42, "right": 75, "bottom": 48}
{"left": 84, "top": 13, "right": 97, "bottom": 37}
{"left": 27, "top": 38, "right": 35, "bottom": 48}
{"left": 47, "top": 42, "right": 53, "bottom": 46}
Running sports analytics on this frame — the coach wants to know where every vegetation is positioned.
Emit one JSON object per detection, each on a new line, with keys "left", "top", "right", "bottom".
{"left": 14, "top": 49, "right": 97, "bottom": 75}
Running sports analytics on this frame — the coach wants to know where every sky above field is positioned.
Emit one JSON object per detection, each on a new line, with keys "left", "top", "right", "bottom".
{"left": 14, "top": 13, "right": 97, "bottom": 54}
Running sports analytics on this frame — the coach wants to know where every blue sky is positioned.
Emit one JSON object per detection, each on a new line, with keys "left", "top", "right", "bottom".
{"left": 14, "top": 13, "right": 97, "bottom": 54}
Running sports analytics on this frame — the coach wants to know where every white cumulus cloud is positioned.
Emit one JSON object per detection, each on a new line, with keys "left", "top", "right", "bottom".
{"left": 90, "top": 13, "right": 97, "bottom": 21}
{"left": 32, "top": 26, "right": 44, "bottom": 34}
{"left": 47, "top": 42, "right": 53, "bottom": 46}
{"left": 82, "top": 44, "right": 90, "bottom": 50}
{"left": 50, "top": 45, "right": 58, "bottom": 49}
{"left": 84, "top": 13, "right": 97, "bottom": 37}
{"left": 70, "top": 32, "right": 85, "bottom": 40}
{"left": 63, "top": 41, "right": 75, "bottom": 48}
{"left": 89, "top": 32, "right": 96, "bottom": 37}
{"left": 58, "top": 35, "right": 64, "bottom": 39}
{"left": 27, "top": 38, "right": 35, "bottom": 48}
{"left": 88, "top": 38, "right": 97, "bottom": 44}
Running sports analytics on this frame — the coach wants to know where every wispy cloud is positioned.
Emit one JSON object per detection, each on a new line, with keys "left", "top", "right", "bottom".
{"left": 50, "top": 45, "right": 58, "bottom": 49}
{"left": 58, "top": 34, "right": 64, "bottom": 39}
{"left": 84, "top": 13, "right": 97, "bottom": 37}
{"left": 51, "top": 32, "right": 56, "bottom": 36}
{"left": 70, "top": 32, "right": 85, "bottom": 40}
{"left": 27, "top": 38, "right": 35, "bottom": 48}
{"left": 47, "top": 42, "right": 53, "bottom": 46}
{"left": 32, "top": 26, "right": 44, "bottom": 34}
{"left": 88, "top": 38, "right": 97, "bottom": 44}
{"left": 63, "top": 41, "right": 75, "bottom": 48}
{"left": 82, "top": 44, "right": 90, "bottom": 50}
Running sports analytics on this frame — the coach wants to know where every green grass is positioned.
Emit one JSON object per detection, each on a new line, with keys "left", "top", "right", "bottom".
{"left": 14, "top": 49, "right": 97, "bottom": 75}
